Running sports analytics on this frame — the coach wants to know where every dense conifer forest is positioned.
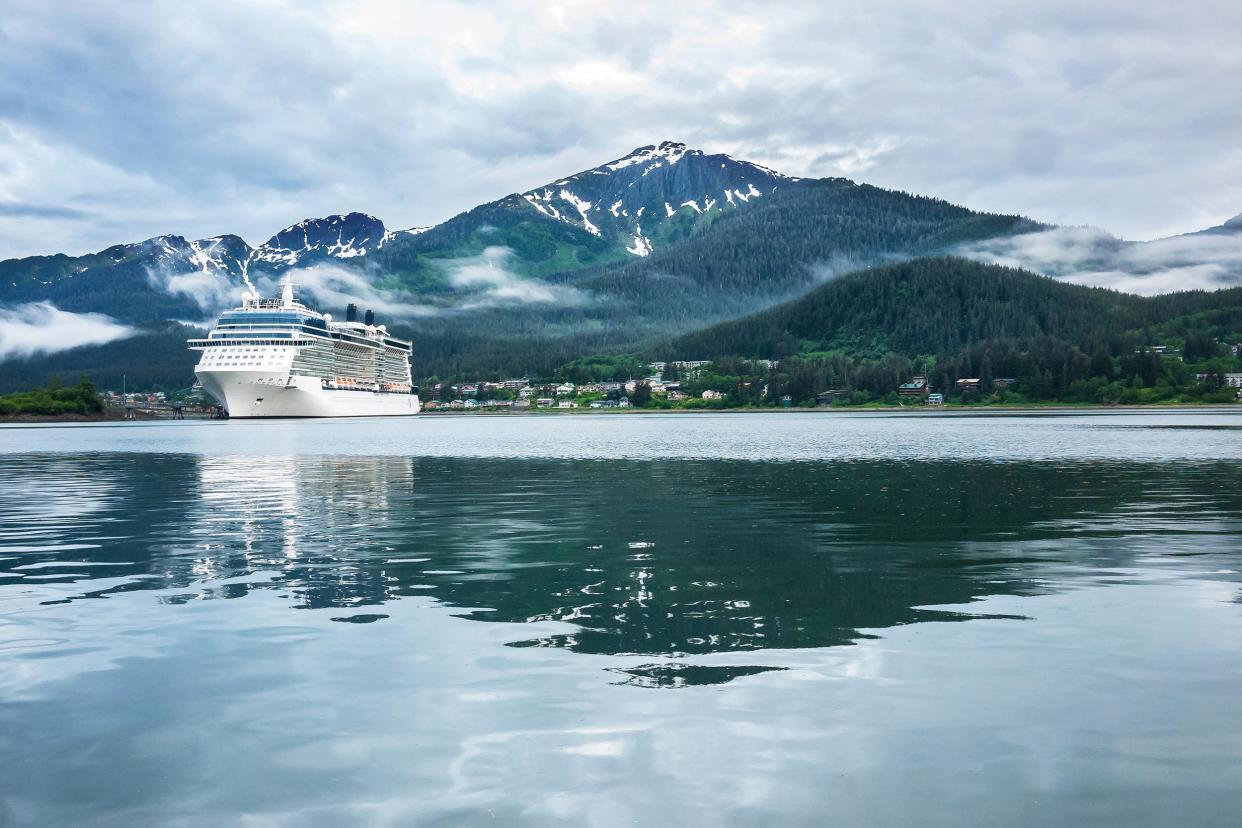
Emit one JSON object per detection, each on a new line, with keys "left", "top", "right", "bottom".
{"left": 651, "top": 258, "right": 1242, "bottom": 406}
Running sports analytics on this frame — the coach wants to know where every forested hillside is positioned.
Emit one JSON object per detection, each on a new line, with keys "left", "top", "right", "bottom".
{"left": 562, "top": 180, "right": 1038, "bottom": 323}
{"left": 656, "top": 257, "right": 1242, "bottom": 406}
{"left": 665, "top": 258, "right": 1186, "bottom": 358}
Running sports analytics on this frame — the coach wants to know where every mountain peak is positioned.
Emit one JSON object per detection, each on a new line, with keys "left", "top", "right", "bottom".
{"left": 252, "top": 212, "right": 387, "bottom": 268}
{"left": 603, "top": 141, "right": 695, "bottom": 171}
{"left": 516, "top": 141, "right": 798, "bottom": 256}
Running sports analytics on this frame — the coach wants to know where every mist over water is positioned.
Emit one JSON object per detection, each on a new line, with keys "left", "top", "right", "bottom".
{"left": 2, "top": 413, "right": 1242, "bottom": 825}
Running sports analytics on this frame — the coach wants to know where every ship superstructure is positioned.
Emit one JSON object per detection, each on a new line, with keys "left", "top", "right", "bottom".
{"left": 188, "top": 276, "right": 419, "bottom": 417}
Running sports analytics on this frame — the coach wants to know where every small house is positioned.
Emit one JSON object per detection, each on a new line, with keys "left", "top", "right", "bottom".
{"left": 898, "top": 377, "right": 928, "bottom": 397}
{"left": 954, "top": 378, "right": 982, "bottom": 392}
{"left": 926, "top": 393, "right": 945, "bottom": 406}
{"left": 816, "top": 390, "right": 845, "bottom": 406}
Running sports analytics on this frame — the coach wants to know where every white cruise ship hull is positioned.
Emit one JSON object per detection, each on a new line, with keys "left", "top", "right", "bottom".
{"left": 196, "top": 370, "right": 420, "bottom": 418}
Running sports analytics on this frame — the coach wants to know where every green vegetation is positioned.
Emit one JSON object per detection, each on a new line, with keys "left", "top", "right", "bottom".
{"left": 376, "top": 195, "right": 624, "bottom": 288}
{"left": 553, "top": 354, "right": 651, "bottom": 383}
{"left": 0, "top": 376, "right": 103, "bottom": 416}
{"left": 649, "top": 258, "right": 1242, "bottom": 407}
{"left": 390, "top": 186, "right": 1040, "bottom": 380}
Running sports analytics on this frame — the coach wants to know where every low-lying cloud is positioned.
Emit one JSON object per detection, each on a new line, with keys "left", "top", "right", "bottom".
{"left": 0, "top": 302, "right": 134, "bottom": 359}
{"left": 139, "top": 248, "right": 594, "bottom": 323}
{"left": 809, "top": 254, "right": 891, "bottom": 284}
{"left": 262, "top": 265, "right": 442, "bottom": 319}
{"left": 443, "top": 246, "right": 591, "bottom": 309}
{"left": 153, "top": 267, "right": 240, "bottom": 312}
{"left": 957, "top": 224, "right": 1242, "bottom": 295}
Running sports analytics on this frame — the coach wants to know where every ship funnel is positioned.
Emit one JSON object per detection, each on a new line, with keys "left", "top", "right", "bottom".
{"left": 346, "top": 303, "right": 358, "bottom": 322}
{"left": 364, "top": 309, "right": 375, "bottom": 326}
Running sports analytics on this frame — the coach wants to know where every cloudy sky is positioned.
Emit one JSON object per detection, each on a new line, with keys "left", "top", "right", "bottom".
{"left": 1, "top": 0, "right": 1239, "bottom": 259}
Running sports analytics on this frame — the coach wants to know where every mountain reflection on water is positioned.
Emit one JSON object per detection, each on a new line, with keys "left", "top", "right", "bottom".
{"left": 5, "top": 453, "right": 1240, "bottom": 686}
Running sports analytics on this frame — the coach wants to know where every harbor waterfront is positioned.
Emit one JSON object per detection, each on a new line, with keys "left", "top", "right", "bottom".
{"left": 3, "top": 411, "right": 1242, "bottom": 826}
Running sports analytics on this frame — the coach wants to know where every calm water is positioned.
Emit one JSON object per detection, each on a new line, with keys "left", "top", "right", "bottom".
{"left": 2, "top": 411, "right": 1241, "bottom": 826}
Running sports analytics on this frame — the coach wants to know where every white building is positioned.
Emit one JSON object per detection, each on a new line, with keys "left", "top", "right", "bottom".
{"left": 1196, "top": 373, "right": 1242, "bottom": 388}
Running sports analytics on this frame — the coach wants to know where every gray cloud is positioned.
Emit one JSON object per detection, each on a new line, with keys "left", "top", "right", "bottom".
{"left": 138, "top": 245, "right": 593, "bottom": 321}
{"left": 0, "top": 1, "right": 1239, "bottom": 260}
{"left": 0, "top": 200, "right": 92, "bottom": 219}
{"left": 957, "top": 225, "right": 1242, "bottom": 295}
{"left": 0, "top": 302, "right": 134, "bottom": 358}
{"left": 444, "top": 247, "right": 591, "bottom": 310}
{"left": 258, "top": 265, "right": 442, "bottom": 320}
{"left": 148, "top": 267, "right": 239, "bottom": 315}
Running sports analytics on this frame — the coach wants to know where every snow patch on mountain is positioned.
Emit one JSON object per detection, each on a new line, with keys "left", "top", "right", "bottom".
{"left": 523, "top": 190, "right": 563, "bottom": 221}
{"left": 251, "top": 213, "right": 387, "bottom": 267}
{"left": 559, "top": 190, "right": 600, "bottom": 236}
{"left": 605, "top": 141, "right": 690, "bottom": 171}
{"left": 188, "top": 239, "right": 229, "bottom": 274}
{"left": 626, "top": 228, "right": 652, "bottom": 257}
{"left": 512, "top": 141, "right": 797, "bottom": 255}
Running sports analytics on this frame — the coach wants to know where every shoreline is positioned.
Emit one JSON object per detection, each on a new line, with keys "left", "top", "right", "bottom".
{"left": 422, "top": 402, "right": 1241, "bottom": 416}
{"left": 3, "top": 402, "right": 1237, "bottom": 425}
{"left": 0, "top": 411, "right": 128, "bottom": 424}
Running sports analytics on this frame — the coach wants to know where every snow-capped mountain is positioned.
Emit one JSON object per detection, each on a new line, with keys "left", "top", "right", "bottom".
{"left": 519, "top": 141, "right": 796, "bottom": 256}
{"left": 1, "top": 142, "right": 794, "bottom": 317}
{"left": 250, "top": 212, "right": 400, "bottom": 269}
{"left": 138, "top": 234, "right": 252, "bottom": 277}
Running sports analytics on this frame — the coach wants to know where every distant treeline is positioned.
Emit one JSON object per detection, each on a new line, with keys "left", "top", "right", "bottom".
{"left": 0, "top": 377, "right": 103, "bottom": 416}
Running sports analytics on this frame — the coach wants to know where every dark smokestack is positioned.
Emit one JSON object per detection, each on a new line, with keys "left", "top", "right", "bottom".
{"left": 364, "top": 309, "right": 375, "bottom": 326}
{"left": 346, "top": 303, "right": 357, "bottom": 322}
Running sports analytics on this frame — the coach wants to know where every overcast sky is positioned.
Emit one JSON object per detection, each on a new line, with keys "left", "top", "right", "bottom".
{"left": 1, "top": 0, "right": 1239, "bottom": 259}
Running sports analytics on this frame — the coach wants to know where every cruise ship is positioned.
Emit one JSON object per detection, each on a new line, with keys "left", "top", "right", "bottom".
{"left": 188, "top": 276, "right": 419, "bottom": 418}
